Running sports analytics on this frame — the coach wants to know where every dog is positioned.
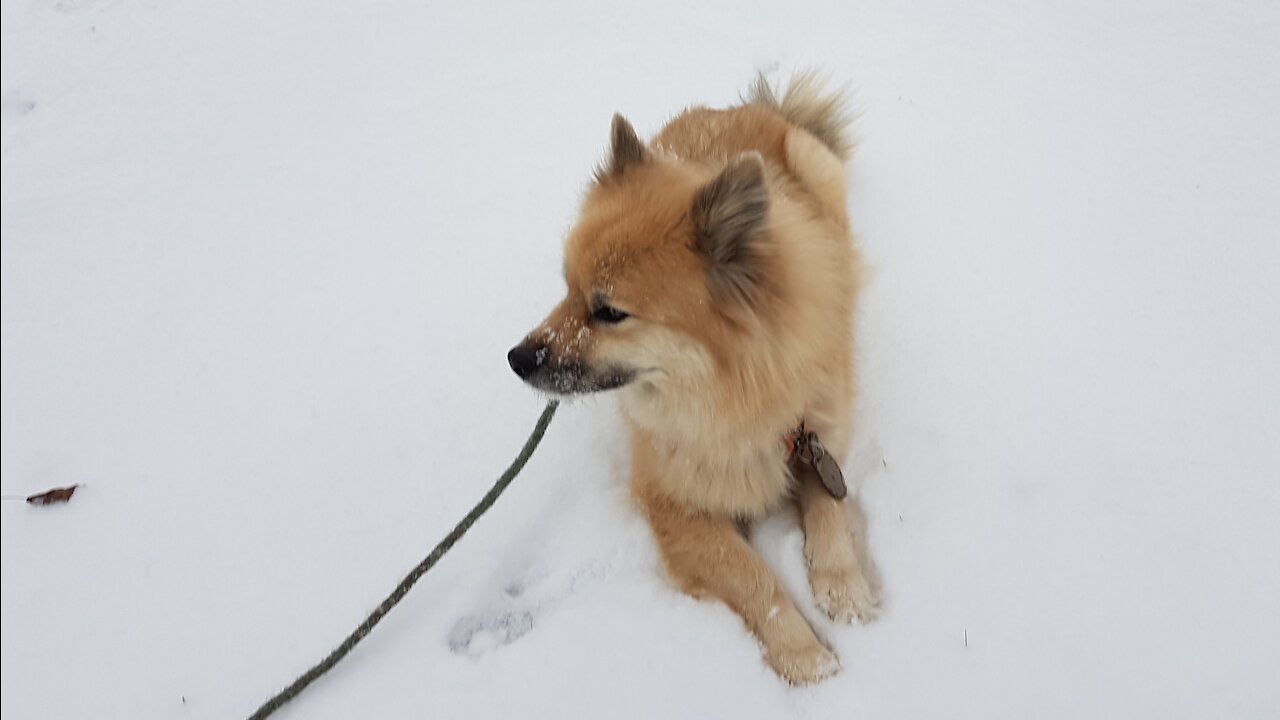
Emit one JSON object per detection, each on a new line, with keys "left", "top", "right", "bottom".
{"left": 507, "top": 72, "right": 880, "bottom": 684}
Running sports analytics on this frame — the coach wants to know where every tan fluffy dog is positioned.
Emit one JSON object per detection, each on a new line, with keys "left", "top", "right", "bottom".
{"left": 508, "top": 73, "right": 880, "bottom": 684}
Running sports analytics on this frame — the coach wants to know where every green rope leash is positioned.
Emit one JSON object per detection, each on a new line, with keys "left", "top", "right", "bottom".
{"left": 247, "top": 400, "right": 560, "bottom": 720}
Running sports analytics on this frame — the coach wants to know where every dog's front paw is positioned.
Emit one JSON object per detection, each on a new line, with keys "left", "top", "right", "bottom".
{"left": 765, "top": 638, "right": 841, "bottom": 686}
{"left": 810, "top": 565, "right": 881, "bottom": 625}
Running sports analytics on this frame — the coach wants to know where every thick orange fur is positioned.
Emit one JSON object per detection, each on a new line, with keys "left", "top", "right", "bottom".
{"left": 511, "top": 73, "right": 880, "bottom": 684}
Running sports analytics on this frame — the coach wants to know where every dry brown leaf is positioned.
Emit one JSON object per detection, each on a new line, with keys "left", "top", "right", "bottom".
{"left": 26, "top": 485, "right": 80, "bottom": 506}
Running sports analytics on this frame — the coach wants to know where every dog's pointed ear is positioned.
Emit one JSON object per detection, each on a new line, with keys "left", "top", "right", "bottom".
{"left": 692, "top": 152, "right": 770, "bottom": 307}
{"left": 597, "top": 114, "right": 648, "bottom": 180}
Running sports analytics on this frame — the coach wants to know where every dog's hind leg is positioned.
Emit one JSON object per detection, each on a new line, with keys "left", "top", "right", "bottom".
{"left": 637, "top": 487, "right": 840, "bottom": 685}
{"left": 796, "top": 462, "right": 882, "bottom": 624}
{"left": 784, "top": 127, "right": 850, "bottom": 231}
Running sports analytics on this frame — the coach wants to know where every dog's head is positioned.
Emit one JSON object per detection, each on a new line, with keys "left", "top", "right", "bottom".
{"left": 508, "top": 115, "right": 776, "bottom": 397}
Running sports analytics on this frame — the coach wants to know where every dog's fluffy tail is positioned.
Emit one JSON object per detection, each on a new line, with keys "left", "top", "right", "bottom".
{"left": 745, "top": 71, "right": 854, "bottom": 161}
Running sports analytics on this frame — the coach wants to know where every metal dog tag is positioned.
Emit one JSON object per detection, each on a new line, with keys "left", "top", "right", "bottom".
{"left": 808, "top": 437, "right": 848, "bottom": 500}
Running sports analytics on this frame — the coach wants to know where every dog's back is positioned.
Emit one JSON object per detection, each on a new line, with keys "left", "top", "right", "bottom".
{"left": 656, "top": 73, "right": 854, "bottom": 248}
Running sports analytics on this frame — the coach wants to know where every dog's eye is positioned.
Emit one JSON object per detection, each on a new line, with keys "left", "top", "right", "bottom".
{"left": 592, "top": 304, "right": 630, "bottom": 324}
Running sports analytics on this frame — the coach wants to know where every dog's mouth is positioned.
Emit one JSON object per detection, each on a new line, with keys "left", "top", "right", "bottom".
{"left": 526, "top": 362, "right": 635, "bottom": 396}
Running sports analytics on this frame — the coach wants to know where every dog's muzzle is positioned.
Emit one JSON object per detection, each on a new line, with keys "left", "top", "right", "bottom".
{"left": 506, "top": 341, "right": 633, "bottom": 394}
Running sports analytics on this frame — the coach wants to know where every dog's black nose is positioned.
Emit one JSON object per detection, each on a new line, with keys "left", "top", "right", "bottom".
{"left": 507, "top": 343, "right": 546, "bottom": 379}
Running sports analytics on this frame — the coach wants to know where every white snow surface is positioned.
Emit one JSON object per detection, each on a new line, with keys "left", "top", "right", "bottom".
{"left": 3, "top": 1, "right": 1279, "bottom": 718}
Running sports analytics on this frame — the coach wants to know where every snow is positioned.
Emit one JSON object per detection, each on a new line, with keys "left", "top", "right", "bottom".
{"left": 3, "top": 0, "right": 1279, "bottom": 718}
